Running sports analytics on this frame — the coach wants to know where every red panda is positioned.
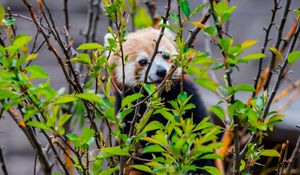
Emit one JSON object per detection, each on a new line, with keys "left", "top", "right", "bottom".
{"left": 105, "top": 28, "right": 212, "bottom": 175}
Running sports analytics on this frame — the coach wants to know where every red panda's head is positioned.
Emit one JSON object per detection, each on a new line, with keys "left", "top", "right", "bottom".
{"left": 105, "top": 28, "right": 181, "bottom": 87}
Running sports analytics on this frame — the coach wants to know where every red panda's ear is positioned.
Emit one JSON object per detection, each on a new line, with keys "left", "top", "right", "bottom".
{"left": 104, "top": 33, "right": 116, "bottom": 66}
{"left": 164, "top": 28, "right": 176, "bottom": 42}
{"left": 156, "top": 20, "right": 176, "bottom": 42}
{"left": 104, "top": 33, "right": 113, "bottom": 48}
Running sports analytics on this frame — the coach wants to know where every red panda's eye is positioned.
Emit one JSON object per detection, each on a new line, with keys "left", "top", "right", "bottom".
{"left": 162, "top": 52, "right": 170, "bottom": 60}
{"left": 138, "top": 59, "right": 148, "bottom": 66}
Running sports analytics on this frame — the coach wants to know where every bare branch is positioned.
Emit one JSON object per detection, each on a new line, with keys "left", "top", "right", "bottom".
{"left": 0, "top": 146, "right": 9, "bottom": 175}
{"left": 261, "top": 19, "right": 300, "bottom": 120}
{"left": 252, "top": 0, "right": 280, "bottom": 98}
{"left": 7, "top": 108, "right": 52, "bottom": 175}
{"left": 286, "top": 135, "right": 300, "bottom": 175}
{"left": 143, "top": 0, "right": 172, "bottom": 83}
{"left": 185, "top": 12, "right": 211, "bottom": 48}
{"left": 263, "top": 0, "right": 291, "bottom": 91}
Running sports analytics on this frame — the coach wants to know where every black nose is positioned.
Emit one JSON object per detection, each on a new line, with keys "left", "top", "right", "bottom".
{"left": 156, "top": 66, "right": 167, "bottom": 78}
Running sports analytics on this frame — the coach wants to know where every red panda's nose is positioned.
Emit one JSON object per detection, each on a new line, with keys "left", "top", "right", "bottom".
{"left": 156, "top": 66, "right": 167, "bottom": 78}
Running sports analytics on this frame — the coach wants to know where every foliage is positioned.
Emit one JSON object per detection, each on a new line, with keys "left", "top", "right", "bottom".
{"left": 0, "top": 0, "right": 300, "bottom": 175}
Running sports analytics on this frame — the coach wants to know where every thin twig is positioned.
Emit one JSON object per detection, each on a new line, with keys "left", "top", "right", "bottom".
{"left": 7, "top": 108, "right": 52, "bottom": 175}
{"left": 263, "top": 0, "right": 291, "bottom": 91}
{"left": 261, "top": 19, "right": 300, "bottom": 120}
{"left": 91, "top": 0, "right": 101, "bottom": 42}
{"left": 33, "top": 153, "right": 37, "bottom": 175}
{"left": 81, "top": 0, "right": 94, "bottom": 43}
{"left": 0, "top": 146, "right": 9, "bottom": 175}
{"left": 209, "top": 0, "right": 240, "bottom": 174}
{"left": 63, "top": 0, "right": 70, "bottom": 43}
{"left": 286, "top": 135, "right": 300, "bottom": 175}
{"left": 252, "top": 0, "right": 280, "bottom": 98}
{"left": 185, "top": 12, "right": 211, "bottom": 48}
{"left": 143, "top": 0, "right": 172, "bottom": 83}
{"left": 277, "top": 140, "right": 289, "bottom": 175}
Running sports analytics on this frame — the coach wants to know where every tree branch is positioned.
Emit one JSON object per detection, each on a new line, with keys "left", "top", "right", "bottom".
{"left": 0, "top": 146, "right": 9, "bottom": 175}
{"left": 286, "top": 135, "right": 300, "bottom": 175}
{"left": 7, "top": 108, "right": 52, "bottom": 175}
{"left": 185, "top": 12, "right": 211, "bottom": 48}
{"left": 263, "top": 0, "right": 291, "bottom": 91}
{"left": 261, "top": 19, "right": 300, "bottom": 120}
{"left": 252, "top": 0, "right": 280, "bottom": 98}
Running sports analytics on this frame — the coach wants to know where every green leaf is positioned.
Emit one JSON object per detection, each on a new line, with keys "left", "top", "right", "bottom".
{"left": 240, "top": 160, "right": 246, "bottom": 171}
{"left": 52, "top": 173, "right": 62, "bottom": 175}
{"left": 241, "top": 40, "right": 257, "bottom": 49}
{"left": 66, "top": 133, "right": 78, "bottom": 141}
{"left": 195, "top": 78, "right": 218, "bottom": 93}
{"left": 5, "top": 18, "right": 15, "bottom": 26}
{"left": 26, "top": 53, "right": 39, "bottom": 61}
{"left": 200, "top": 166, "right": 221, "bottom": 175}
{"left": 27, "top": 121, "right": 51, "bottom": 131}
{"left": 55, "top": 94, "right": 78, "bottom": 104}
{"left": 143, "top": 145, "right": 166, "bottom": 154}
{"left": 190, "top": 4, "right": 205, "bottom": 17}
{"left": 269, "top": 47, "right": 282, "bottom": 60}
{"left": 141, "top": 82, "right": 156, "bottom": 95}
{"left": 24, "top": 65, "right": 48, "bottom": 79}
{"left": 131, "top": 165, "right": 152, "bottom": 173}
{"left": 210, "top": 106, "right": 225, "bottom": 121}
{"left": 81, "top": 128, "right": 95, "bottom": 144}
{"left": 71, "top": 53, "right": 91, "bottom": 65}
{"left": 58, "top": 114, "right": 72, "bottom": 127}
{"left": 99, "top": 167, "right": 119, "bottom": 175}
{"left": 218, "top": 38, "right": 233, "bottom": 52}
{"left": 294, "top": 9, "right": 300, "bottom": 17}
{"left": 143, "top": 121, "right": 164, "bottom": 133}
{"left": 13, "top": 34, "right": 32, "bottom": 49}
{"left": 0, "top": 5, "right": 5, "bottom": 21}
{"left": 201, "top": 153, "right": 223, "bottom": 160}
{"left": 180, "top": 0, "right": 191, "bottom": 18}
{"left": 204, "top": 26, "right": 216, "bottom": 36}
{"left": 260, "top": 149, "right": 280, "bottom": 157}
{"left": 265, "top": 114, "right": 285, "bottom": 125}
{"left": 136, "top": 109, "right": 155, "bottom": 132}
{"left": 101, "top": 146, "right": 130, "bottom": 157}
{"left": 121, "top": 93, "right": 144, "bottom": 108}
{"left": 0, "top": 89, "right": 18, "bottom": 100}
{"left": 246, "top": 108, "right": 258, "bottom": 124}
{"left": 241, "top": 53, "right": 265, "bottom": 61}
{"left": 76, "top": 93, "right": 104, "bottom": 105}
{"left": 234, "top": 84, "right": 256, "bottom": 92}
{"left": 77, "top": 43, "right": 104, "bottom": 51}
{"left": 134, "top": 7, "right": 153, "bottom": 29}
{"left": 287, "top": 51, "right": 300, "bottom": 64}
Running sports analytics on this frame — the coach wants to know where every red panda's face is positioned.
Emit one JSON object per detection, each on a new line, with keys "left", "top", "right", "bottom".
{"left": 106, "top": 28, "right": 181, "bottom": 87}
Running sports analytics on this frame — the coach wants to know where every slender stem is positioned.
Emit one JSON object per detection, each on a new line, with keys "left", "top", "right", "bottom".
{"left": 263, "top": 0, "right": 291, "bottom": 91}
{"left": 91, "top": 0, "right": 101, "bottom": 42}
{"left": 0, "top": 146, "right": 9, "bottom": 175}
{"left": 63, "top": 0, "right": 70, "bottom": 43}
{"left": 185, "top": 12, "right": 211, "bottom": 48}
{"left": 82, "top": 0, "right": 94, "bottom": 43}
{"left": 286, "top": 135, "right": 300, "bottom": 175}
{"left": 143, "top": 0, "right": 172, "bottom": 83}
{"left": 7, "top": 108, "right": 52, "bottom": 175}
{"left": 261, "top": 19, "right": 300, "bottom": 120}
{"left": 209, "top": 0, "right": 240, "bottom": 174}
{"left": 252, "top": 0, "right": 280, "bottom": 97}
{"left": 33, "top": 153, "right": 37, "bottom": 175}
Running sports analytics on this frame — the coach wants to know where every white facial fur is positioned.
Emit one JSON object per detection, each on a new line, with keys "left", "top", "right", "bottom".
{"left": 139, "top": 49, "right": 174, "bottom": 84}
{"left": 115, "top": 62, "right": 137, "bottom": 87}
{"left": 105, "top": 28, "right": 181, "bottom": 87}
